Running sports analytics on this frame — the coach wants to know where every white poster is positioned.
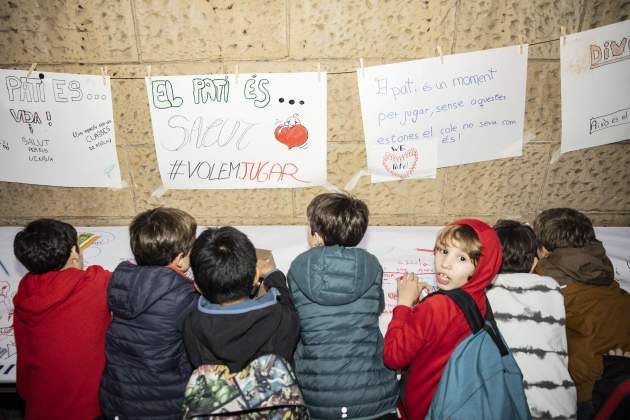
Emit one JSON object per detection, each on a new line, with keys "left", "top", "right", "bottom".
{"left": 146, "top": 73, "right": 327, "bottom": 189}
{"left": 0, "top": 70, "right": 122, "bottom": 187}
{"left": 358, "top": 45, "right": 528, "bottom": 182}
{"left": 561, "top": 20, "right": 630, "bottom": 153}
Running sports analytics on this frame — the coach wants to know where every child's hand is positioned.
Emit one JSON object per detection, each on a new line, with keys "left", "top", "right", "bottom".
{"left": 396, "top": 273, "right": 429, "bottom": 307}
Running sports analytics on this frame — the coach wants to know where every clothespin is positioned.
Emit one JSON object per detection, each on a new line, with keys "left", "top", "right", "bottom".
{"left": 317, "top": 62, "right": 321, "bottom": 82}
{"left": 26, "top": 63, "right": 37, "bottom": 78}
{"left": 518, "top": 34, "right": 524, "bottom": 54}
{"left": 360, "top": 57, "right": 365, "bottom": 77}
{"left": 146, "top": 65, "right": 152, "bottom": 81}
{"left": 101, "top": 66, "right": 108, "bottom": 85}
{"left": 560, "top": 26, "right": 567, "bottom": 46}
{"left": 549, "top": 145, "right": 562, "bottom": 164}
{"left": 234, "top": 64, "right": 239, "bottom": 84}
{"left": 436, "top": 46, "right": 444, "bottom": 64}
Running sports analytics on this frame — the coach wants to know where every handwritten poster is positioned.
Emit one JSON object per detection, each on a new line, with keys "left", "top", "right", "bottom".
{"left": 561, "top": 20, "right": 630, "bottom": 153}
{"left": 0, "top": 70, "right": 122, "bottom": 187}
{"left": 146, "top": 73, "right": 327, "bottom": 189}
{"left": 358, "top": 45, "right": 528, "bottom": 182}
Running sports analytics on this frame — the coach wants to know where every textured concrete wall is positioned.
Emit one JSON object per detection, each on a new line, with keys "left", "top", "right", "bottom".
{"left": 1, "top": 0, "right": 629, "bottom": 227}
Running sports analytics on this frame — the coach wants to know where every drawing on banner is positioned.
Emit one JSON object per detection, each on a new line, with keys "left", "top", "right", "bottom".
{"left": 0, "top": 281, "right": 14, "bottom": 338}
{"left": 561, "top": 20, "right": 630, "bottom": 153}
{"left": 0, "top": 259, "right": 8, "bottom": 276}
{"left": 274, "top": 114, "right": 309, "bottom": 149}
{"left": 0, "top": 266, "right": 16, "bottom": 379}
{"left": 377, "top": 247, "right": 437, "bottom": 335}
{"left": 146, "top": 72, "right": 326, "bottom": 190}
{"left": 358, "top": 45, "right": 528, "bottom": 183}
{"left": 78, "top": 229, "right": 133, "bottom": 269}
{"left": 0, "top": 70, "right": 122, "bottom": 187}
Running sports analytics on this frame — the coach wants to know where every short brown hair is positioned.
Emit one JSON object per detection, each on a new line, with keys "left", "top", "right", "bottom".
{"left": 533, "top": 208, "right": 595, "bottom": 251}
{"left": 130, "top": 207, "right": 197, "bottom": 266}
{"left": 307, "top": 193, "right": 369, "bottom": 246}
{"left": 435, "top": 224, "right": 482, "bottom": 266}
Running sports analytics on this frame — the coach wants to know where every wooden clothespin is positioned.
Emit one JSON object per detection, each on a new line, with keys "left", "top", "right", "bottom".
{"left": 436, "top": 46, "right": 444, "bottom": 64}
{"left": 146, "top": 65, "right": 152, "bottom": 81}
{"left": 26, "top": 63, "right": 37, "bottom": 78}
{"left": 360, "top": 57, "right": 365, "bottom": 77}
{"left": 560, "top": 26, "right": 567, "bottom": 46}
{"left": 101, "top": 66, "right": 108, "bottom": 85}
{"left": 317, "top": 62, "right": 321, "bottom": 82}
{"left": 234, "top": 64, "right": 239, "bottom": 84}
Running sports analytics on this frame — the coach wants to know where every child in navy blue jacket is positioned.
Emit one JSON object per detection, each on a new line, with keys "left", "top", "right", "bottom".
{"left": 100, "top": 207, "right": 198, "bottom": 420}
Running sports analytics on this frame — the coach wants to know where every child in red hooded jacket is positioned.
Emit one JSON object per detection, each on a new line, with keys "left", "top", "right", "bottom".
{"left": 383, "top": 219, "right": 502, "bottom": 419}
{"left": 12, "top": 219, "right": 111, "bottom": 420}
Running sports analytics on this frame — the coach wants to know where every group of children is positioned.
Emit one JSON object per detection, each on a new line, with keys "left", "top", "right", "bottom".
{"left": 11, "top": 194, "right": 630, "bottom": 420}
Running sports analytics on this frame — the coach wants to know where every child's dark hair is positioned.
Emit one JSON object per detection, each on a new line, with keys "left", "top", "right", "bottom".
{"left": 129, "top": 207, "right": 197, "bottom": 266}
{"left": 494, "top": 220, "right": 538, "bottom": 273}
{"left": 533, "top": 208, "right": 596, "bottom": 251}
{"left": 14, "top": 219, "right": 79, "bottom": 274}
{"left": 307, "top": 193, "right": 369, "bottom": 247}
{"left": 190, "top": 227, "right": 257, "bottom": 304}
{"left": 435, "top": 224, "right": 482, "bottom": 267}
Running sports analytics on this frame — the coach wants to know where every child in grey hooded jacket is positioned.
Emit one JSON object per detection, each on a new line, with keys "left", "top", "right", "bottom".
{"left": 288, "top": 193, "right": 398, "bottom": 420}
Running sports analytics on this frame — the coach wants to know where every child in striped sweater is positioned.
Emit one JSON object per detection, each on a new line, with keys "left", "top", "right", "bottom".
{"left": 487, "top": 220, "right": 577, "bottom": 420}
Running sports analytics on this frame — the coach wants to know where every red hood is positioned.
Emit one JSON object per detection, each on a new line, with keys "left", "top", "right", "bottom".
{"left": 449, "top": 219, "right": 502, "bottom": 296}
{"left": 13, "top": 266, "right": 103, "bottom": 325}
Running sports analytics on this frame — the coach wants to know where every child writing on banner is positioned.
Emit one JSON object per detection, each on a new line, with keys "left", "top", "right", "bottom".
{"left": 288, "top": 192, "right": 399, "bottom": 419}
{"left": 13, "top": 219, "right": 111, "bottom": 420}
{"left": 533, "top": 208, "right": 630, "bottom": 420}
{"left": 99, "top": 207, "right": 198, "bottom": 420}
{"left": 383, "top": 219, "right": 502, "bottom": 419}
{"left": 487, "top": 220, "right": 577, "bottom": 419}
{"left": 182, "top": 226, "right": 300, "bottom": 371}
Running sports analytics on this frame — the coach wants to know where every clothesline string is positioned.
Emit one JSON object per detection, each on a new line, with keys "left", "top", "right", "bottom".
{"left": 103, "top": 37, "right": 562, "bottom": 80}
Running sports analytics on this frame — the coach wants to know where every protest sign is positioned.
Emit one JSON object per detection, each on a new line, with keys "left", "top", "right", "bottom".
{"left": 146, "top": 72, "right": 327, "bottom": 189}
{"left": 561, "top": 20, "right": 630, "bottom": 153}
{"left": 0, "top": 69, "right": 122, "bottom": 187}
{"left": 358, "top": 45, "right": 528, "bottom": 182}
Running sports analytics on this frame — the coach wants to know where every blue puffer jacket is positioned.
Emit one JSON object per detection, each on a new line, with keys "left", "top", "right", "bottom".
{"left": 100, "top": 262, "right": 197, "bottom": 420}
{"left": 288, "top": 246, "right": 398, "bottom": 420}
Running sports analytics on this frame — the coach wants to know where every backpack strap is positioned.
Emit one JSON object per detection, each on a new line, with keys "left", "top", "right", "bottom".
{"left": 437, "top": 289, "right": 509, "bottom": 356}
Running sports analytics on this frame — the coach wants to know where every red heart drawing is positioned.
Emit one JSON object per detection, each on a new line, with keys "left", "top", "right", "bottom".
{"left": 382, "top": 148, "right": 419, "bottom": 179}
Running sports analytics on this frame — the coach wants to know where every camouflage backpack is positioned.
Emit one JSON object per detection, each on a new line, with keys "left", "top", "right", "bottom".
{"left": 182, "top": 354, "right": 308, "bottom": 419}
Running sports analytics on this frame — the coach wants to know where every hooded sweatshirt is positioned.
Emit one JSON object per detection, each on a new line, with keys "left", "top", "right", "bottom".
{"left": 99, "top": 261, "right": 197, "bottom": 420}
{"left": 383, "top": 219, "right": 502, "bottom": 420}
{"left": 182, "top": 270, "right": 300, "bottom": 372}
{"left": 288, "top": 245, "right": 399, "bottom": 420}
{"left": 12, "top": 265, "right": 111, "bottom": 420}
{"left": 537, "top": 241, "right": 630, "bottom": 402}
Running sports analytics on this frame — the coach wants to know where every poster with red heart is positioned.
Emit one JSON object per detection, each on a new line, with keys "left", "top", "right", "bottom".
{"left": 357, "top": 45, "right": 527, "bottom": 183}
{"left": 145, "top": 72, "right": 326, "bottom": 189}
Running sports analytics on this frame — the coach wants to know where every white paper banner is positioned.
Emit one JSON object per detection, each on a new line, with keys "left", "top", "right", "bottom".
{"left": 358, "top": 45, "right": 528, "bottom": 182}
{"left": 2, "top": 225, "right": 628, "bottom": 382}
{"left": 146, "top": 73, "right": 327, "bottom": 189}
{"left": 0, "top": 70, "right": 122, "bottom": 187}
{"left": 561, "top": 20, "right": 630, "bottom": 153}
